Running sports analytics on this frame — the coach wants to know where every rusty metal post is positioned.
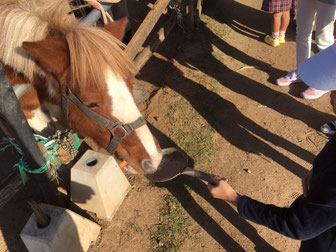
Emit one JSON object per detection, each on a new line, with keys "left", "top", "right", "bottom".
{"left": 28, "top": 200, "right": 50, "bottom": 228}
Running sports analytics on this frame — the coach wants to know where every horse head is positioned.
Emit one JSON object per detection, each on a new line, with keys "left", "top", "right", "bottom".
{"left": 18, "top": 16, "right": 162, "bottom": 174}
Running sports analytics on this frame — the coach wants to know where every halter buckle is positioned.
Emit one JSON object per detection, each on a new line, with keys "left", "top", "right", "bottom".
{"left": 111, "top": 124, "right": 129, "bottom": 138}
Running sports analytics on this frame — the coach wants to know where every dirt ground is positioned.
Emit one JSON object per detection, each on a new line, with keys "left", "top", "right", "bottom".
{"left": 1, "top": 0, "right": 335, "bottom": 251}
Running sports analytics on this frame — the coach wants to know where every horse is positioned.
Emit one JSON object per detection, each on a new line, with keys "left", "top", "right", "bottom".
{"left": 0, "top": 0, "right": 163, "bottom": 174}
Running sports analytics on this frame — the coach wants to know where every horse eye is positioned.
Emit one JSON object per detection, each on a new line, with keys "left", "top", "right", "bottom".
{"left": 88, "top": 103, "right": 99, "bottom": 108}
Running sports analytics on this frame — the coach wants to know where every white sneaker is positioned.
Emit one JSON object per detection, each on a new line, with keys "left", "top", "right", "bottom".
{"left": 276, "top": 70, "right": 301, "bottom": 86}
{"left": 300, "top": 88, "right": 329, "bottom": 100}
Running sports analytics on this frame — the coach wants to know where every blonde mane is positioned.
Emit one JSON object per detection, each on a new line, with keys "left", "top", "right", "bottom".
{"left": 0, "top": 0, "right": 134, "bottom": 90}
{"left": 65, "top": 25, "right": 135, "bottom": 91}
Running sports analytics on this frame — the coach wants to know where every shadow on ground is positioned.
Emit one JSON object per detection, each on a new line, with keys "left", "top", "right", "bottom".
{"left": 149, "top": 125, "right": 279, "bottom": 251}
{"left": 136, "top": 1, "right": 334, "bottom": 250}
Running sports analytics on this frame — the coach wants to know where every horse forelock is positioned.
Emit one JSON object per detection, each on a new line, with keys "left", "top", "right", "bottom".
{"left": 65, "top": 25, "right": 135, "bottom": 92}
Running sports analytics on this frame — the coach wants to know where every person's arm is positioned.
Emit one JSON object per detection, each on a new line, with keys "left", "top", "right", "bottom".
{"left": 237, "top": 194, "right": 336, "bottom": 240}
{"left": 207, "top": 176, "right": 336, "bottom": 240}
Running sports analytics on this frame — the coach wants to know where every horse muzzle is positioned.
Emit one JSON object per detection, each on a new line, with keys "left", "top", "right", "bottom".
{"left": 141, "top": 159, "right": 157, "bottom": 173}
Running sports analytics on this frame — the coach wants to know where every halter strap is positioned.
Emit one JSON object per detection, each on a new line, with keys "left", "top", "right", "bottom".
{"left": 61, "top": 90, "right": 146, "bottom": 154}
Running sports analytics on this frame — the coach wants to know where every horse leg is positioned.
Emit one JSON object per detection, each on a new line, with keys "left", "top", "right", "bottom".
{"left": 3, "top": 65, "right": 64, "bottom": 135}
{"left": 18, "top": 86, "right": 52, "bottom": 134}
{"left": 25, "top": 106, "right": 52, "bottom": 133}
{"left": 42, "top": 102, "right": 68, "bottom": 129}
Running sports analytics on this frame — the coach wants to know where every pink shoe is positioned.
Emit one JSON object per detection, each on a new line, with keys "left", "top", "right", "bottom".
{"left": 301, "top": 88, "right": 329, "bottom": 99}
{"left": 276, "top": 70, "right": 301, "bottom": 86}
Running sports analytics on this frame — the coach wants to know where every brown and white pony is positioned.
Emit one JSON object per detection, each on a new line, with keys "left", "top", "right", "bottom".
{"left": 0, "top": 0, "right": 162, "bottom": 173}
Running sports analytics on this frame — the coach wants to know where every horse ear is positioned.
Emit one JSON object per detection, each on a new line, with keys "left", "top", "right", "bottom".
{"left": 22, "top": 38, "right": 69, "bottom": 77}
{"left": 104, "top": 17, "right": 128, "bottom": 41}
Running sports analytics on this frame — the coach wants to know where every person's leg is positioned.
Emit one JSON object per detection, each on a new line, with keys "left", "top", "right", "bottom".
{"left": 276, "top": 0, "right": 315, "bottom": 86}
{"left": 301, "top": 1, "right": 336, "bottom": 99}
{"left": 296, "top": 0, "right": 317, "bottom": 65}
{"left": 111, "top": 0, "right": 129, "bottom": 21}
{"left": 265, "top": 12, "right": 282, "bottom": 46}
{"left": 280, "top": 10, "right": 290, "bottom": 32}
{"left": 111, "top": 0, "right": 132, "bottom": 43}
{"left": 315, "top": 1, "right": 336, "bottom": 52}
{"left": 272, "top": 12, "right": 282, "bottom": 36}
{"left": 279, "top": 10, "right": 290, "bottom": 43}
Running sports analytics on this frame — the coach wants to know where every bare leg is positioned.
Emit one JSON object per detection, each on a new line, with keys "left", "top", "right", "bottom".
{"left": 265, "top": 11, "right": 282, "bottom": 46}
{"left": 272, "top": 12, "right": 282, "bottom": 33}
{"left": 280, "top": 10, "right": 290, "bottom": 31}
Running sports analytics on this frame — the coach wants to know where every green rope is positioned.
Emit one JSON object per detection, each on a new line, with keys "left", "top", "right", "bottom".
{"left": 0, "top": 132, "right": 80, "bottom": 184}
{"left": 0, "top": 138, "right": 30, "bottom": 184}
{"left": 73, "top": 133, "right": 81, "bottom": 150}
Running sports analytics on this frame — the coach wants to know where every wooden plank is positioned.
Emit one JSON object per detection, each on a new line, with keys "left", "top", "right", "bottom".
{"left": 134, "top": 16, "right": 176, "bottom": 73}
{"left": 0, "top": 174, "right": 22, "bottom": 208}
{"left": 0, "top": 119, "right": 22, "bottom": 208}
{"left": 125, "top": 0, "right": 171, "bottom": 60}
{"left": 0, "top": 169, "right": 18, "bottom": 189}
{"left": 0, "top": 119, "right": 20, "bottom": 187}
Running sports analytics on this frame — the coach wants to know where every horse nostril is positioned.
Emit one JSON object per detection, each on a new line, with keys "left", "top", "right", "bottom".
{"left": 141, "top": 159, "right": 156, "bottom": 173}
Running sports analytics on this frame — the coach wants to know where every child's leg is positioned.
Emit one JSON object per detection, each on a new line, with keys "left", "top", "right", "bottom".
{"left": 265, "top": 12, "right": 282, "bottom": 46}
{"left": 272, "top": 12, "right": 282, "bottom": 38}
{"left": 280, "top": 10, "right": 290, "bottom": 34}
{"left": 278, "top": 10, "right": 290, "bottom": 43}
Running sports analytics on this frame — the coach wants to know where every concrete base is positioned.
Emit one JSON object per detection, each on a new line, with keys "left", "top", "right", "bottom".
{"left": 71, "top": 150, "right": 131, "bottom": 220}
{"left": 20, "top": 203, "right": 100, "bottom": 252}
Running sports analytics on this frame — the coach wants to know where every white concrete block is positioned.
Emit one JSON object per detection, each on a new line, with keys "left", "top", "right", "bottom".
{"left": 71, "top": 150, "right": 131, "bottom": 220}
{"left": 20, "top": 203, "right": 101, "bottom": 252}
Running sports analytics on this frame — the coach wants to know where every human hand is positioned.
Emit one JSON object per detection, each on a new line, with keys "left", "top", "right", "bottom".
{"left": 207, "top": 175, "right": 240, "bottom": 206}
{"left": 302, "top": 169, "right": 313, "bottom": 197}
{"left": 87, "top": 0, "right": 102, "bottom": 9}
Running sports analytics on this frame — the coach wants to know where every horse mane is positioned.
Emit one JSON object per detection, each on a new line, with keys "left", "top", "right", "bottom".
{"left": 0, "top": 0, "right": 134, "bottom": 90}
{"left": 65, "top": 24, "right": 135, "bottom": 91}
